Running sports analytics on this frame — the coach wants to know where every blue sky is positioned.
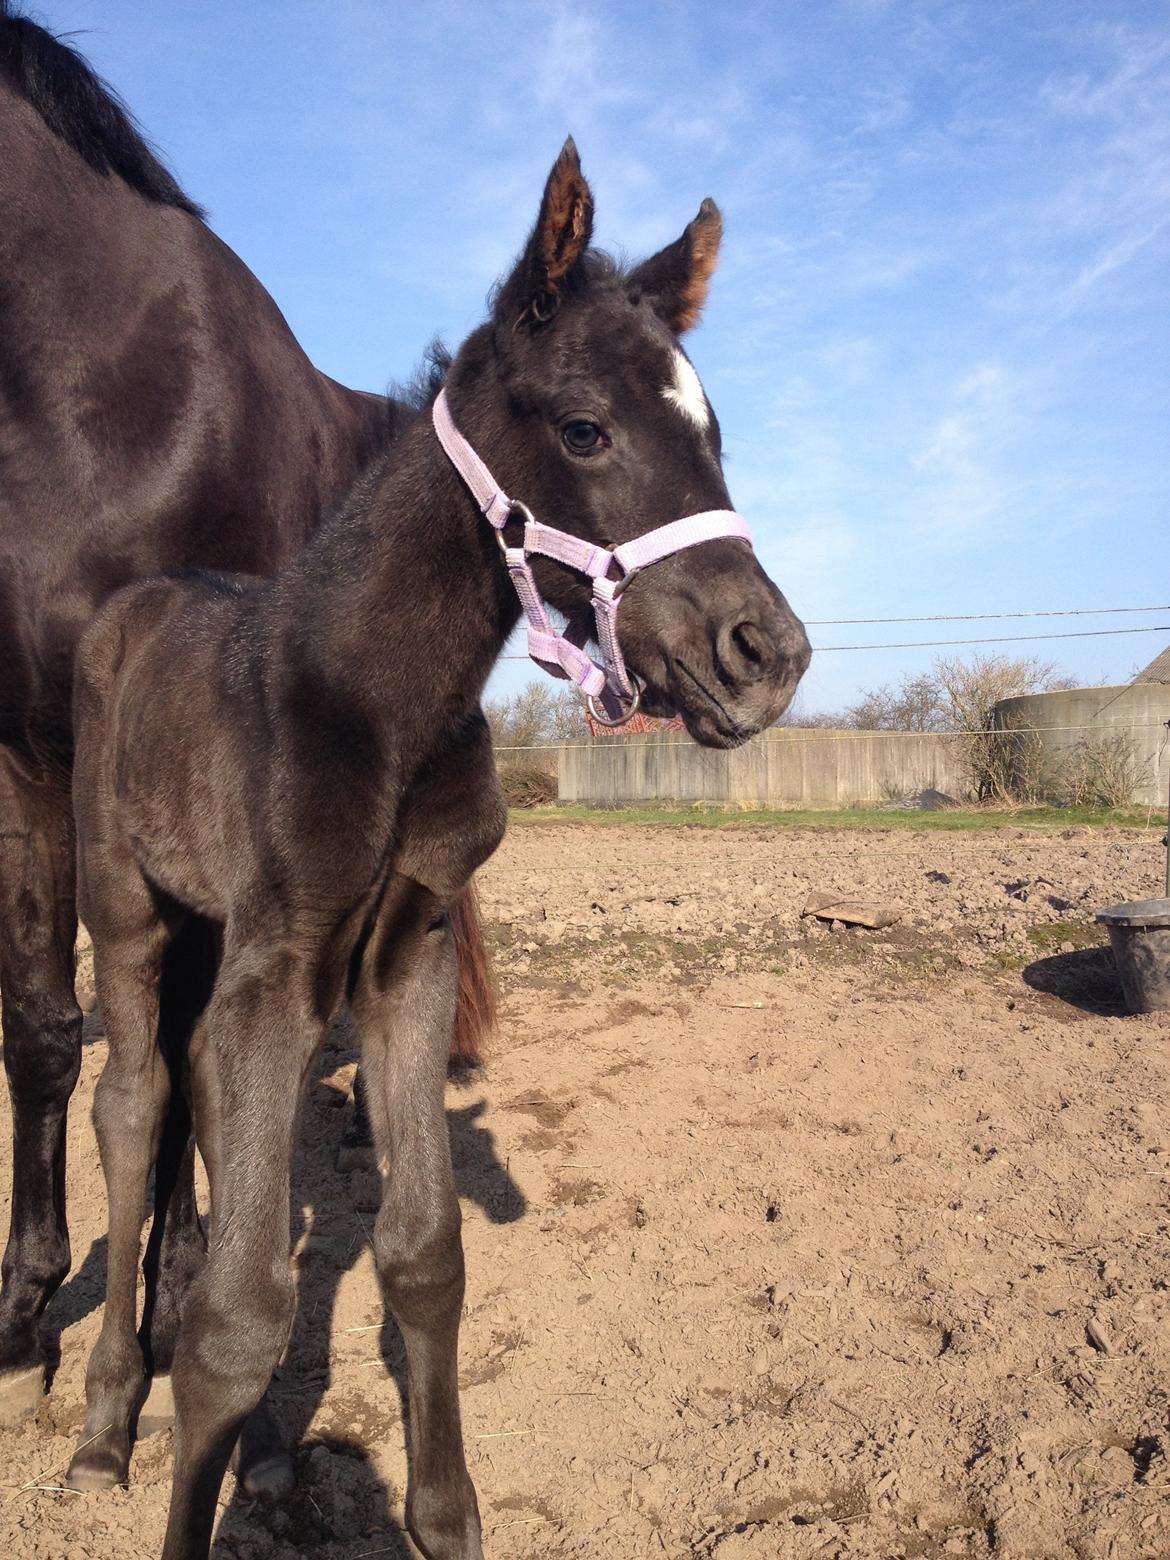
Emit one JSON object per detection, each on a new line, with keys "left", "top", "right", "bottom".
{"left": 36, "top": 0, "right": 1170, "bottom": 712}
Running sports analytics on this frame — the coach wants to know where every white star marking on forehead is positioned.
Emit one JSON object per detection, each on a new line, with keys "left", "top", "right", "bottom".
{"left": 662, "top": 349, "right": 710, "bottom": 431}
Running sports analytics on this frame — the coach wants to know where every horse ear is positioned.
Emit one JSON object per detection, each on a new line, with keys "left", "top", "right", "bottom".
{"left": 628, "top": 198, "right": 723, "bottom": 334}
{"left": 496, "top": 138, "right": 594, "bottom": 327}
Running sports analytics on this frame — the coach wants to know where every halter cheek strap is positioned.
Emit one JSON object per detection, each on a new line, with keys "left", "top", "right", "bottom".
{"left": 432, "top": 388, "right": 753, "bottom": 725}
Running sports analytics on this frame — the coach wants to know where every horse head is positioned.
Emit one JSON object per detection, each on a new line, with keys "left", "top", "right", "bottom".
{"left": 444, "top": 138, "right": 812, "bottom": 748}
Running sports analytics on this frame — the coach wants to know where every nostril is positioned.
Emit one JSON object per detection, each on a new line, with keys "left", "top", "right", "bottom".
{"left": 731, "top": 620, "right": 765, "bottom": 668}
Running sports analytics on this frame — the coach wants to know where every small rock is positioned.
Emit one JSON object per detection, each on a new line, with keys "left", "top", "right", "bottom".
{"left": 1086, "top": 1316, "right": 1113, "bottom": 1355}
{"left": 802, "top": 892, "right": 899, "bottom": 929}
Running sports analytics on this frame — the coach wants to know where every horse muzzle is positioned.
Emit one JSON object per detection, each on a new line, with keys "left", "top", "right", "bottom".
{"left": 627, "top": 559, "right": 811, "bottom": 749}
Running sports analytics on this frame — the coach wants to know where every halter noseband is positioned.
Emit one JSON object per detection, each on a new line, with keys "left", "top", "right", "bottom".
{"left": 432, "top": 389, "right": 753, "bottom": 725}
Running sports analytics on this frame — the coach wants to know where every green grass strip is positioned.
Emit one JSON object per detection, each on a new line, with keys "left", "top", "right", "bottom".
{"left": 508, "top": 803, "right": 1160, "bottom": 832}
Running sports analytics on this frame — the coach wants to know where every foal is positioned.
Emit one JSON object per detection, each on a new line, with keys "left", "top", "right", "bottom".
{"left": 67, "top": 141, "right": 809, "bottom": 1559}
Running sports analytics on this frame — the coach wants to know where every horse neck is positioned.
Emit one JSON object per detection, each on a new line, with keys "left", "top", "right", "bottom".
{"left": 276, "top": 411, "right": 522, "bottom": 761}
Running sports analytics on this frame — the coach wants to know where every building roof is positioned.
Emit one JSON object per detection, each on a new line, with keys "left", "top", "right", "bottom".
{"left": 1133, "top": 644, "right": 1170, "bottom": 684}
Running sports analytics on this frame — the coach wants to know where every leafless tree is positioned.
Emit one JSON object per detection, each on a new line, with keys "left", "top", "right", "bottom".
{"left": 843, "top": 672, "right": 950, "bottom": 732}
{"left": 933, "top": 652, "right": 1072, "bottom": 735}
{"left": 483, "top": 681, "right": 584, "bottom": 750}
{"left": 775, "top": 695, "right": 840, "bottom": 728}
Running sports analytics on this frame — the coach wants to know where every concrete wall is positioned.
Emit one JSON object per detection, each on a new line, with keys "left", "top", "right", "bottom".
{"left": 556, "top": 682, "right": 1170, "bottom": 808}
{"left": 993, "top": 682, "right": 1170, "bottom": 807}
{"left": 558, "top": 728, "right": 971, "bottom": 808}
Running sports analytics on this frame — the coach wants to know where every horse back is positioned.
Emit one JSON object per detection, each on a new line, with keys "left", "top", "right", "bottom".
{"left": 0, "top": 75, "right": 390, "bottom": 768}
{"left": 72, "top": 575, "right": 250, "bottom": 924}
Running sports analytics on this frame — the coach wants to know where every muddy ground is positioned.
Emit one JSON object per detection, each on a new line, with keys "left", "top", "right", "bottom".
{"left": 2, "top": 819, "right": 1169, "bottom": 1559}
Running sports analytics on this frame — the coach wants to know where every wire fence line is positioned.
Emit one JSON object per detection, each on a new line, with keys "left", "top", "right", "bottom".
{"left": 497, "top": 623, "right": 1170, "bottom": 660}
{"left": 802, "top": 606, "right": 1170, "bottom": 625}
{"left": 492, "top": 720, "right": 1170, "bottom": 754}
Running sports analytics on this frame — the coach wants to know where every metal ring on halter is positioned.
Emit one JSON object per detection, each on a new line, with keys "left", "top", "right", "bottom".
{"left": 495, "top": 498, "right": 534, "bottom": 552}
{"left": 586, "top": 681, "right": 641, "bottom": 727}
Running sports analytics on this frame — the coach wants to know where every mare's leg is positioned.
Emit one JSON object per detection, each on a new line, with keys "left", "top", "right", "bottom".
{"left": 0, "top": 757, "right": 82, "bottom": 1420}
{"left": 67, "top": 891, "right": 174, "bottom": 1489}
{"left": 162, "top": 948, "right": 322, "bottom": 1560}
{"left": 353, "top": 875, "right": 482, "bottom": 1560}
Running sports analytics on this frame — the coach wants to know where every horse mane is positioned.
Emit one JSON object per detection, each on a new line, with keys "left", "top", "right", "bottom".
{"left": 0, "top": 2, "right": 203, "bottom": 216}
{"left": 392, "top": 340, "right": 452, "bottom": 415}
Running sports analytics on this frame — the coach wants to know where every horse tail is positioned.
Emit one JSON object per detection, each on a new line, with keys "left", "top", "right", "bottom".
{"left": 450, "top": 880, "right": 494, "bottom": 1068}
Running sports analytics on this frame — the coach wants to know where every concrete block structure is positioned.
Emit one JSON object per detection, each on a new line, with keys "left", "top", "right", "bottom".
{"left": 992, "top": 681, "right": 1170, "bottom": 808}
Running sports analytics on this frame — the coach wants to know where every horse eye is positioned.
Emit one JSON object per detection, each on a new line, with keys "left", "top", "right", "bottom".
{"left": 562, "top": 420, "right": 604, "bottom": 454}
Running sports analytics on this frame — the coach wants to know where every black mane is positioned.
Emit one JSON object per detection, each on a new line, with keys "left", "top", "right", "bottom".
{"left": 0, "top": 2, "right": 202, "bottom": 215}
{"left": 392, "top": 339, "right": 452, "bottom": 415}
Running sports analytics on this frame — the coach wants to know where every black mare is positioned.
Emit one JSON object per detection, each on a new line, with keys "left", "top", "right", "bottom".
{"left": 64, "top": 139, "right": 810, "bottom": 1559}
{"left": 0, "top": 4, "right": 491, "bottom": 1456}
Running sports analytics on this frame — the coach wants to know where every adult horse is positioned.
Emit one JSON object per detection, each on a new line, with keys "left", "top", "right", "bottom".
{"left": 0, "top": 2, "right": 492, "bottom": 1432}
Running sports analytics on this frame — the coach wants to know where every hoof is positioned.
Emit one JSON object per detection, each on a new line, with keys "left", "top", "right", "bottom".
{"left": 136, "top": 1373, "right": 176, "bottom": 1438}
{"left": 238, "top": 1450, "right": 295, "bottom": 1502}
{"left": 0, "top": 1364, "right": 44, "bottom": 1425}
{"left": 65, "top": 1431, "right": 130, "bottom": 1492}
{"left": 233, "top": 1397, "right": 294, "bottom": 1502}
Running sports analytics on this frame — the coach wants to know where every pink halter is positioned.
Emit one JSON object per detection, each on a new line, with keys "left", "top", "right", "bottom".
{"left": 432, "top": 389, "right": 753, "bottom": 725}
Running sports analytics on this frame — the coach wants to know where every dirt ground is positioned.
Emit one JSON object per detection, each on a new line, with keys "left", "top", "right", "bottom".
{"left": 2, "top": 819, "right": 1169, "bottom": 1559}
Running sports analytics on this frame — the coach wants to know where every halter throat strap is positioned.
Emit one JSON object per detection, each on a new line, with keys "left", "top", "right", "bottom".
{"left": 432, "top": 387, "right": 752, "bottom": 724}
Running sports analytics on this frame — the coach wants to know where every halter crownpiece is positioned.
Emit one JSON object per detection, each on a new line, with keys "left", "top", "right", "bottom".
{"left": 432, "top": 388, "right": 754, "bottom": 725}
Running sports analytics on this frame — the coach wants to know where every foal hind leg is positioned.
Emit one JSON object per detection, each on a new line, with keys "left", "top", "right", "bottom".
{"left": 139, "top": 917, "right": 217, "bottom": 1387}
{"left": 67, "top": 894, "right": 174, "bottom": 1489}
{"left": 0, "top": 757, "right": 83, "bottom": 1421}
{"left": 353, "top": 876, "right": 482, "bottom": 1560}
{"left": 135, "top": 917, "right": 295, "bottom": 1502}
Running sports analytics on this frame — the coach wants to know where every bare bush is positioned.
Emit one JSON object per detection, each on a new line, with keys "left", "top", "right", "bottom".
{"left": 975, "top": 719, "right": 1053, "bottom": 805}
{"left": 935, "top": 653, "right": 1074, "bottom": 800}
{"left": 484, "top": 682, "right": 578, "bottom": 806}
{"left": 1055, "top": 731, "right": 1148, "bottom": 810}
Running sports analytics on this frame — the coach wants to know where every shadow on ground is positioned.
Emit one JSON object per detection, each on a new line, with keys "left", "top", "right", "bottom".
{"left": 1023, "top": 946, "right": 1127, "bottom": 1017}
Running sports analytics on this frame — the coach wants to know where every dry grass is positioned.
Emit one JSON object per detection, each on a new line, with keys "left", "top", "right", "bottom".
{"left": 497, "top": 763, "right": 557, "bottom": 808}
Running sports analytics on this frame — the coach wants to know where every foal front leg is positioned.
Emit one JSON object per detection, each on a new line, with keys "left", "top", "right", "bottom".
{"left": 353, "top": 876, "right": 482, "bottom": 1560}
{"left": 162, "top": 954, "right": 321, "bottom": 1560}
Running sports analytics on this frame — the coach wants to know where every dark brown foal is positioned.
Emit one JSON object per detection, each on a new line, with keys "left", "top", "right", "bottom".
{"left": 67, "top": 141, "right": 809, "bottom": 1558}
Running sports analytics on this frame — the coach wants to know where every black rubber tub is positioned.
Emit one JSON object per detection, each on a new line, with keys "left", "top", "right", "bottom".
{"left": 1096, "top": 899, "right": 1170, "bottom": 1014}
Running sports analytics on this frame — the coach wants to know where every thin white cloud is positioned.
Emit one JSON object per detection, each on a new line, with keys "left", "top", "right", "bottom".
{"left": 908, "top": 362, "right": 1014, "bottom": 543}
